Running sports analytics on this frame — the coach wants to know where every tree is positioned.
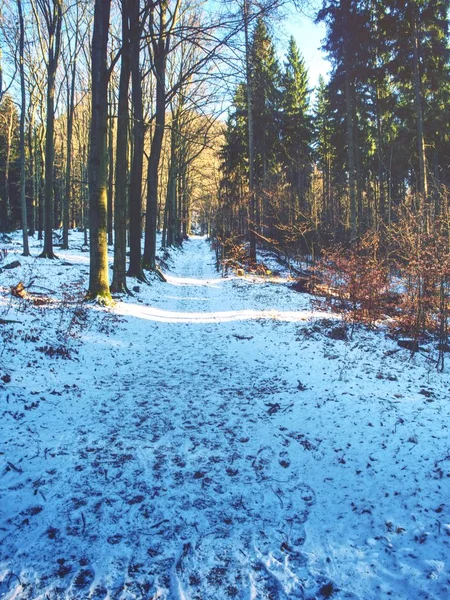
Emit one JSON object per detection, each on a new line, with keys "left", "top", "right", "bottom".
{"left": 61, "top": 1, "right": 88, "bottom": 249}
{"left": 111, "top": 0, "right": 131, "bottom": 294}
{"left": 87, "top": 0, "right": 113, "bottom": 302}
{"left": 143, "top": 0, "right": 181, "bottom": 272}
{"left": 17, "top": 0, "right": 30, "bottom": 255}
{"left": 160, "top": 5, "right": 221, "bottom": 247}
{"left": 280, "top": 36, "right": 312, "bottom": 215}
{"left": 243, "top": 0, "right": 256, "bottom": 260}
{"left": 127, "top": 0, "right": 149, "bottom": 281}
{"left": 250, "top": 17, "right": 280, "bottom": 187}
{"left": 219, "top": 83, "right": 249, "bottom": 237}
{"left": 315, "top": 0, "right": 450, "bottom": 241}
{"left": 32, "top": 0, "right": 63, "bottom": 258}
{"left": 0, "top": 94, "right": 18, "bottom": 232}
{"left": 25, "top": 35, "right": 48, "bottom": 238}
{"left": 239, "top": 0, "right": 283, "bottom": 258}
{"left": 249, "top": 17, "right": 281, "bottom": 243}
{"left": 382, "top": 0, "right": 450, "bottom": 226}
{"left": 314, "top": 75, "right": 335, "bottom": 237}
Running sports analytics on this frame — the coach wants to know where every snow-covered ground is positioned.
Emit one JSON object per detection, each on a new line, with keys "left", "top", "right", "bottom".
{"left": 0, "top": 232, "right": 449, "bottom": 600}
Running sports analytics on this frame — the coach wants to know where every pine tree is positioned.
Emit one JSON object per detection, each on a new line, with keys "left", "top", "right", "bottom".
{"left": 280, "top": 36, "right": 312, "bottom": 214}
{"left": 219, "top": 84, "right": 248, "bottom": 236}
{"left": 381, "top": 0, "right": 450, "bottom": 224}
{"left": 250, "top": 17, "right": 281, "bottom": 190}
{"left": 317, "top": 0, "right": 378, "bottom": 239}
{"left": 314, "top": 76, "right": 335, "bottom": 238}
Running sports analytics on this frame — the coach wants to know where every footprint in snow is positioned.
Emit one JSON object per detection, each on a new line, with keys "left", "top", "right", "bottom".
{"left": 250, "top": 556, "right": 305, "bottom": 599}
{"left": 252, "top": 445, "right": 276, "bottom": 481}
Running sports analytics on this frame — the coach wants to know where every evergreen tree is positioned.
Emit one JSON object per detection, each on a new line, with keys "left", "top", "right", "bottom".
{"left": 250, "top": 17, "right": 281, "bottom": 189}
{"left": 219, "top": 84, "right": 248, "bottom": 236}
{"left": 316, "top": 0, "right": 450, "bottom": 238}
{"left": 280, "top": 36, "right": 312, "bottom": 213}
{"left": 317, "top": 0, "right": 372, "bottom": 239}
{"left": 381, "top": 0, "right": 450, "bottom": 221}
{"left": 314, "top": 75, "right": 335, "bottom": 238}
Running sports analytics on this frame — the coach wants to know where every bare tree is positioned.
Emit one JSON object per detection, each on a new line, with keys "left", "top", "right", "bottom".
{"left": 143, "top": 0, "right": 182, "bottom": 272}
{"left": 0, "top": 94, "right": 16, "bottom": 232}
{"left": 127, "top": 0, "right": 152, "bottom": 281}
{"left": 243, "top": 0, "right": 256, "bottom": 260}
{"left": 17, "top": 0, "right": 29, "bottom": 255}
{"left": 111, "top": 0, "right": 131, "bottom": 294}
{"left": 61, "top": 1, "right": 89, "bottom": 249}
{"left": 31, "top": 0, "right": 63, "bottom": 258}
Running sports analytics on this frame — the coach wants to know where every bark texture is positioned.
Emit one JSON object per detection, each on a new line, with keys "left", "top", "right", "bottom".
{"left": 87, "top": 0, "right": 112, "bottom": 302}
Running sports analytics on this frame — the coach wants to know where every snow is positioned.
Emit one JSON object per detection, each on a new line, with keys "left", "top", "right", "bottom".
{"left": 0, "top": 232, "right": 449, "bottom": 600}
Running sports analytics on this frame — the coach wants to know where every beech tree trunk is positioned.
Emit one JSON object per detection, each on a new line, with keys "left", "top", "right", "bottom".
{"left": 164, "top": 112, "right": 178, "bottom": 247}
{"left": 107, "top": 86, "right": 114, "bottom": 246}
{"left": 143, "top": 46, "right": 166, "bottom": 270}
{"left": 39, "top": 0, "right": 62, "bottom": 259}
{"left": 2, "top": 102, "right": 14, "bottom": 232}
{"left": 111, "top": 0, "right": 131, "bottom": 294}
{"left": 37, "top": 130, "right": 45, "bottom": 240}
{"left": 17, "top": 0, "right": 29, "bottom": 255}
{"left": 127, "top": 0, "right": 146, "bottom": 280}
{"left": 27, "top": 103, "right": 36, "bottom": 236}
{"left": 87, "top": 0, "right": 112, "bottom": 302}
{"left": 62, "top": 15, "right": 79, "bottom": 250}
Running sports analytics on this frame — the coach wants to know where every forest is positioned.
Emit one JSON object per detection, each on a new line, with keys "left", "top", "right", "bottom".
{"left": 1, "top": 0, "right": 449, "bottom": 358}
{"left": 0, "top": 0, "right": 450, "bottom": 343}
{"left": 1, "top": 2, "right": 450, "bottom": 598}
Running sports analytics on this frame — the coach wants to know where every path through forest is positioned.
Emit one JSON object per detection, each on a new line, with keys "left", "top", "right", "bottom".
{"left": 1, "top": 236, "right": 450, "bottom": 599}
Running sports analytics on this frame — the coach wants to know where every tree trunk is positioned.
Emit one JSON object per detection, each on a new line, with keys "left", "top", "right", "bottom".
{"left": 343, "top": 34, "right": 357, "bottom": 241}
{"left": 62, "top": 39, "right": 78, "bottom": 249}
{"left": 143, "top": 49, "right": 165, "bottom": 270}
{"left": 165, "top": 113, "right": 178, "bottom": 247}
{"left": 244, "top": 0, "right": 256, "bottom": 261}
{"left": 38, "top": 129, "right": 45, "bottom": 240}
{"left": 107, "top": 86, "right": 114, "bottom": 246}
{"left": 3, "top": 103, "right": 14, "bottom": 232}
{"left": 111, "top": 0, "right": 131, "bottom": 294}
{"left": 27, "top": 103, "right": 36, "bottom": 236}
{"left": 39, "top": 1, "right": 62, "bottom": 259}
{"left": 354, "top": 108, "right": 363, "bottom": 232}
{"left": 87, "top": 0, "right": 112, "bottom": 302}
{"left": 127, "top": 0, "right": 146, "bottom": 280}
{"left": 82, "top": 144, "right": 88, "bottom": 245}
{"left": 412, "top": 4, "right": 428, "bottom": 227}
{"left": 177, "top": 159, "right": 184, "bottom": 239}
{"left": 17, "top": 0, "right": 29, "bottom": 255}
{"left": 375, "top": 83, "right": 385, "bottom": 227}
{"left": 180, "top": 164, "right": 189, "bottom": 238}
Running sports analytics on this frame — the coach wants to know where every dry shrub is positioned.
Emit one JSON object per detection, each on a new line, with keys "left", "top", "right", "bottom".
{"left": 388, "top": 210, "right": 450, "bottom": 366}
{"left": 315, "top": 213, "right": 450, "bottom": 368}
{"left": 213, "top": 232, "right": 249, "bottom": 275}
{"left": 318, "top": 231, "right": 390, "bottom": 327}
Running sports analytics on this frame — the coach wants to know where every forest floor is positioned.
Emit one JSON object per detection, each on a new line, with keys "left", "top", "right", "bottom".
{"left": 0, "top": 233, "right": 450, "bottom": 600}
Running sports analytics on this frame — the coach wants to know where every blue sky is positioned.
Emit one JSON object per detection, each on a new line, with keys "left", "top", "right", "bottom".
{"left": 277, "top": 4, "right": 331, "bottom": 90}
{"left": 286, "top": 16, "right": 330, "bottom": 88}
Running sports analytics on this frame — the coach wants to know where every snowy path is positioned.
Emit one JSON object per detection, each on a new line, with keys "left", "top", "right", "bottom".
{"left": 1, "top": 236, "right": 450, "bottom": 599}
